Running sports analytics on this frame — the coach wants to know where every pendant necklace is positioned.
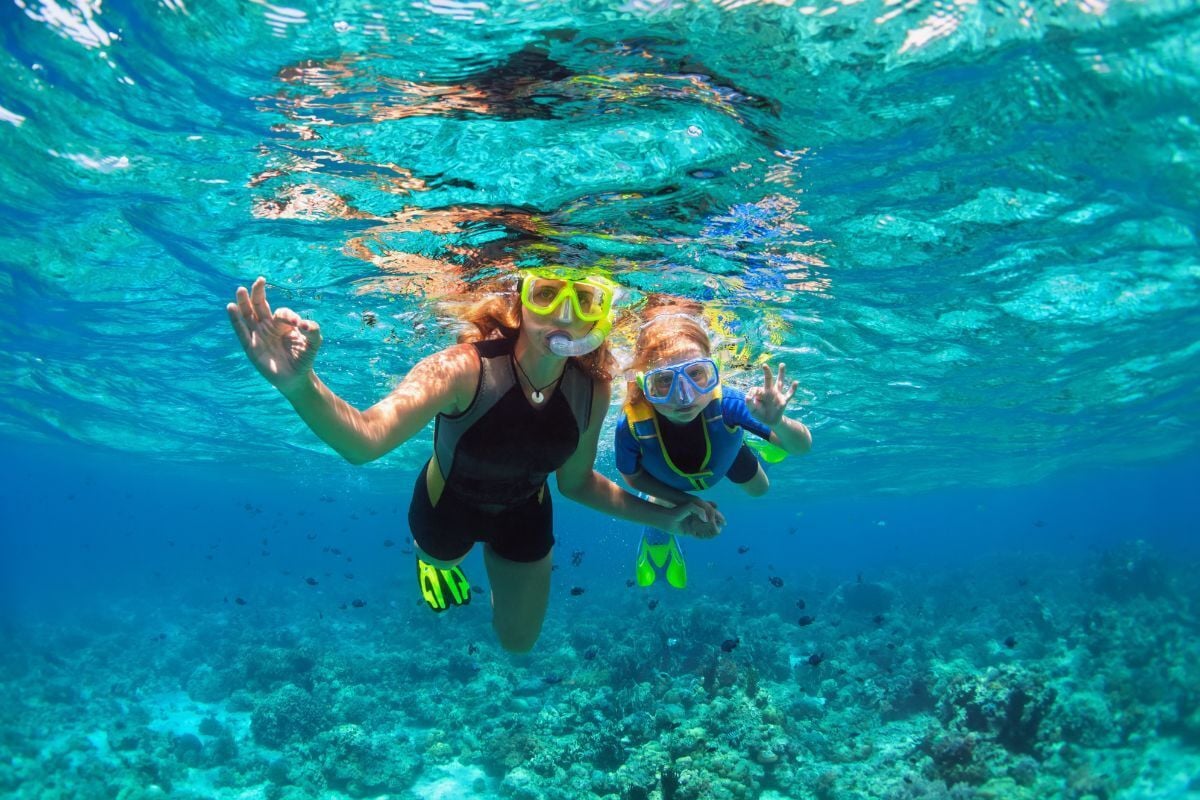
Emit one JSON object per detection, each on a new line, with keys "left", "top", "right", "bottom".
{"left": 512, "top": 354, "right": 561, "bottom": 405}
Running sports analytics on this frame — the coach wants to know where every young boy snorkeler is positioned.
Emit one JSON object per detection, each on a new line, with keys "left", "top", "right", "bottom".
{"left": 227, "top": 271, "right": 718, "bottom": 652}
{"left": 615, "top": 302, "right": 812, "bottom": 589}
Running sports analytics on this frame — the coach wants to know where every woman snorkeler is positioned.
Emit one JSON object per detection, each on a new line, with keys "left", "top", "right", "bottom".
{"left": 615, "top": 301, "right": 812, "bottom": 589}
{"left": 227, "top": 271, "right": 718, "bottom": 652}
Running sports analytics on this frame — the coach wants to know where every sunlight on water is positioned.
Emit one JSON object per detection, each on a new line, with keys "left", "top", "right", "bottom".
{"left": 0, "top": 0, "right": 1196, "bottom": 498}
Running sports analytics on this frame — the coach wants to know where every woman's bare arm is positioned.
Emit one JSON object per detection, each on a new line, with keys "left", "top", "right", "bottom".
{"left": 280, "top": 345, "right": 477, "bottom": 464}
{"left": 556, "top": 381, "right": 719, "bottom": 536}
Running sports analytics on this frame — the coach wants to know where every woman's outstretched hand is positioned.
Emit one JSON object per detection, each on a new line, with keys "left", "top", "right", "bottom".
{"left": 226, "top": 276, "right": 322, "bottom": 394}
{"left": 745, "top": 362, "right": 799, "bottom": 427}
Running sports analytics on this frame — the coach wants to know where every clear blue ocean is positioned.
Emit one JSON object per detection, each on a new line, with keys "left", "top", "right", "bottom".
{"left": 1, "top": 0, "right": 1197, "bottom": 798}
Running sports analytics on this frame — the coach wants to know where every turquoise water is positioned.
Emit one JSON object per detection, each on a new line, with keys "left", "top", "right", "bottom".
{"left": 1, "top": 0, "right": 1198, "bottom": 798}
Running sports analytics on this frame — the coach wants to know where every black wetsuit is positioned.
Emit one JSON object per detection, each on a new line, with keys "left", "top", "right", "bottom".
{"left": 409, "top": 337, "right": 592, "bottom": 562}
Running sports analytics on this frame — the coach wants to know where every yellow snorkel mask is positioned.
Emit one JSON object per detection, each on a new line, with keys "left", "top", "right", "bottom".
{"left": 519, "top": 268, "right": 617, "bottom": 357}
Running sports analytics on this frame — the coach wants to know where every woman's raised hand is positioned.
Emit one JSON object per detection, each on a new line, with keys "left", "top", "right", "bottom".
{"left": 745, "top": 363, "right": 799, "bottom": 427}
{"left": 227, "top": 276, "right": 322, "bottom": 393}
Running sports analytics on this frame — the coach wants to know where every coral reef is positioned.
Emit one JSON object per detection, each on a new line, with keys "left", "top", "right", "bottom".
{"left": 251, "top": 683, "right": 330, "bottom": 748}
{"left": 1, "top": 541, "right": 1197, "bottom": 799}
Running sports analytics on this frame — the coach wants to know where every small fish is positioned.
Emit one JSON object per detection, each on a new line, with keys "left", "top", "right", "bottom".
{"left": 362, "top": 311, "right": 378, "bottom": 327}
{"left": 796, "top": 598, "right": 806, "bottom": 610}
{"left": 339, "top": 602, "right": 347, "bottom": 610}
{"left": 648, "top": 599, "right": 659, "bottom": 610}
{"left": 583, "top": 647, "right": 598, "bottom": 661}
{"left": 467, "top": 643, "right": 479, "bottom": 656}
{"left": 769, "top": 576, "right": 784, "bottom": 588}
{"left": 344, "top": 572, "right": 354, "bottom": 580}
{"left": 873, "top": 614, "right": 885, "bottom": 626}
{"left": 737, "top": 546, "right": 750, "bottom": 555}
{"left": 1004, "top": 635, "right": 1018, "bottom": 649}
{"left": 330, "top": 547, "right": 342, "bottom": 556}
{"left": 798, "top": 615, "right": 816, "bottom": 626}
{"left": 305, "top": 577, "right": 318, "bottom": 586}
{"left": 807, "top": 652, "right": 825, "bottom": 667}
{"left": 383, "top": 539, "right": 396, "bottom": 548}
{"left": 625, "top": 579, "right": 635, "bottom": 588}
{"left": 351, "top": 599, "right": 366, "bottom": 608}
{"left": 306, "top": 532, "right": 317, "bottom": 541}
{"left": 235, "top": 597, "right": 247, "bottom": 606}
{"left": 1018, "top": 578, "right": 1029, "bottom": 587}
{"left": 569, "top": 586, "right": 586, "bottom": 596}
{"left": 721, "top": 637, "right": 740, "bottom": 653}
{"left": 1033, "top": 520, "right": 1046, "bottom": 528}
{"left": 571, "top": 550, "right": 585, "bottom": 567}
{"left": 542, "top": 674, "right": 564, "bottom": 685}
{"left": 471, "top": 585, "right": 483, "bottom": 594}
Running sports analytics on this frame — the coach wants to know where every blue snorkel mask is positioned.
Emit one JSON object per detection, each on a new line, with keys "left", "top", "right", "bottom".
{"left": 636, "top": 357, "right": 721, "bottom": 405}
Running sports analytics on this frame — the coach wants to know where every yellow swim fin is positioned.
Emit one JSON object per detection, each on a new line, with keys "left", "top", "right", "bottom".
{"left": 663, "top": 535, "right": 687, "bottom": 590}
{"left": 634, "top": 531, "right": 687, "bottom": 590}
{"left": 417, "top": 557, "right": 471, "bottom": 612}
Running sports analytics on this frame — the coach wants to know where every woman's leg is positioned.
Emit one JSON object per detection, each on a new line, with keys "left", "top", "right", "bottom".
{"left": 409, "top": 462, "right": 474, "bottom": 610}
{"left": 483, "top": 545, "right": 553, "bottom": 653}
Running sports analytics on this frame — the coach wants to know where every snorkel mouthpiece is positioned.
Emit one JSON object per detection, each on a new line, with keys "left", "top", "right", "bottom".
{"left": 548, "top": 327, "right": 606, "bottom": 357}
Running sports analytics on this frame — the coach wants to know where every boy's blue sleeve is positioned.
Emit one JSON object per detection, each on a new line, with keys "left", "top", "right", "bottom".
{"left": 614, "top": 414, "right": 642, "bottom": 475}
{"left": 721, "top": 387, "right": 773, "bottom": 440}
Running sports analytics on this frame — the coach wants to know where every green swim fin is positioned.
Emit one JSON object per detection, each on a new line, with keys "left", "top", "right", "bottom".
{"left": 417, "top": 557, "right": 471, "bottom": 612}
{"left": 746, "top": 437, "right": 789, "bottom": 464}
{"left": 634, "top": 531, "right": 687, "bottom": 590}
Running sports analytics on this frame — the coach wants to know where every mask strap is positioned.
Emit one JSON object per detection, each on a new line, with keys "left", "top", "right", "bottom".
{"left": 639, "top": 312, "right": 703, "bottom": 330}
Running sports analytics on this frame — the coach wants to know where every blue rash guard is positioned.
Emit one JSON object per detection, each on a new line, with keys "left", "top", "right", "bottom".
{"left": 615, "top": 386, "right": 773, "bottom": 492}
